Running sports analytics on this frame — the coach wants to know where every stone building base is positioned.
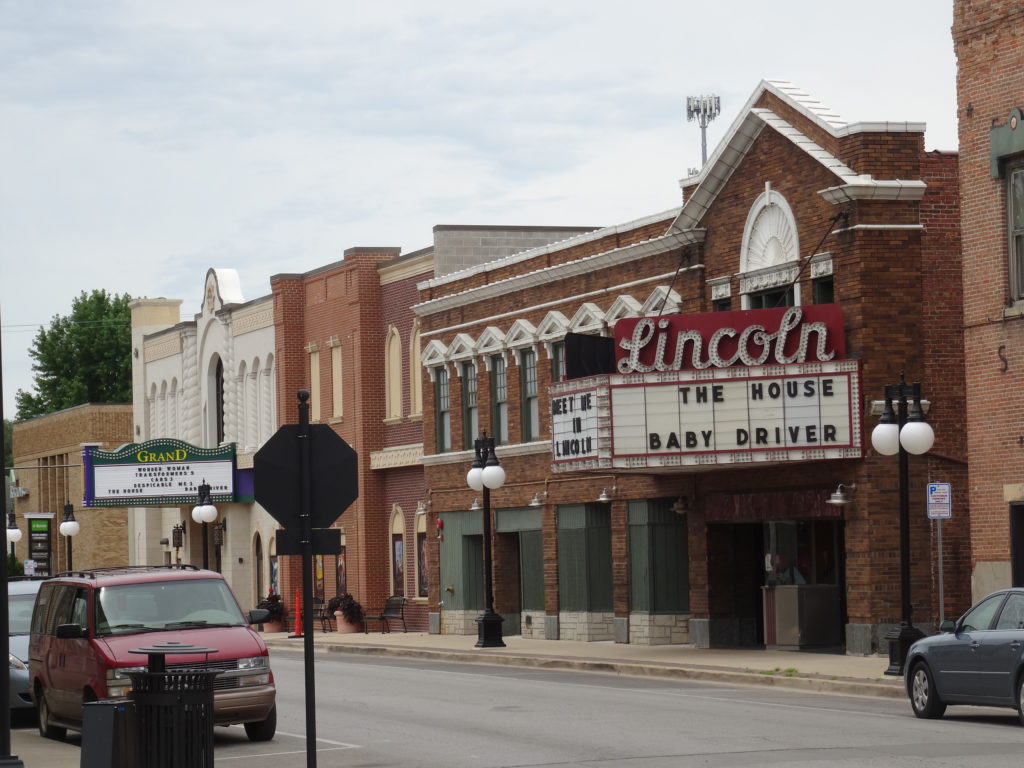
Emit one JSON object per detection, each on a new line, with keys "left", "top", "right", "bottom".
{"left": 845, "top": 622, "right": 935, "bottom": 656}
{"left": 627, "top": 613, "right": 690, "bottom": 645}
{"left": 558, "top": 611, "right": 615, "bottom": 641}
{"left": 520, "top": 610, "right": 547, "bottom": 640}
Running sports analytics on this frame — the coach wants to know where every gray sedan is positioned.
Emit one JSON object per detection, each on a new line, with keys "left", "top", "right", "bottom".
{"left": 906, "top": 588, "right": 1024, "bottom": 723}
{"left": 8, "top": 579, "right": 44, "bottom": 712}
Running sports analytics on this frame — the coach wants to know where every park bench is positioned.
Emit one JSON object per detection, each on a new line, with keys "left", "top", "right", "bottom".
{"left": 363, "top": 595, "right": 407, "bottom": 633}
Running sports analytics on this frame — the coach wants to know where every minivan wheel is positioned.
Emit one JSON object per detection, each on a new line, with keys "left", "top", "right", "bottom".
{"left": 35, "top": 687, "right": 66, "bottom": 740}
{"left": 910, "top": 662, "right": 946, "bottom": 719}
{"left": 243, "top": 704, "right": 276, "bottom": 742}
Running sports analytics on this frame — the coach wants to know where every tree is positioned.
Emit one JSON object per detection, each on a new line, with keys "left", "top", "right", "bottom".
{"left": 15, "top": 290, "right": 133, "bottom": 420}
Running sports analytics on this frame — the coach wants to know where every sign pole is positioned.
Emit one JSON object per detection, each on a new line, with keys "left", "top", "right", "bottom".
{"left": 937, "top": 518, "right": 944, "bottom": 623}
{"left": 297, "top": 390, "right": 317, "bottom": 768}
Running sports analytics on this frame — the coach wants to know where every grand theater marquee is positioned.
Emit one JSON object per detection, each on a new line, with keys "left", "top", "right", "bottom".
{"left": 550, "top": 306, "right": 863, "bottom": 472}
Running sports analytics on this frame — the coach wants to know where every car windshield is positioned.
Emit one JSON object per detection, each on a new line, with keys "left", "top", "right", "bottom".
{"left": 9, "top": 594, "right": 36, "bottom": 635}
{"left": 95, "top": 578, "right": 247, "bottom": 636}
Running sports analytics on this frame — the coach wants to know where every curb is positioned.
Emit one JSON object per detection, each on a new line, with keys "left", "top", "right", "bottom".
{"left": 265, "top": 641, "right": 906, "bottom": 700}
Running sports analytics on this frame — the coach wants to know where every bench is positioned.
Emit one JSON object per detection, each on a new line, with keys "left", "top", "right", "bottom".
{"left": 363, "top": 595, "right": 407, "bottom": 633}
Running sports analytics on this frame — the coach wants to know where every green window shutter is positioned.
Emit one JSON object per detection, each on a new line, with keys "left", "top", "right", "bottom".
{"left": 519, "top": 530, "right": 544, "bottom": 611}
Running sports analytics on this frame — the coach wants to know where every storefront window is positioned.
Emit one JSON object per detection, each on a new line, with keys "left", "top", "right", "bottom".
{"left": 764, "top": 520, "right": 838, "bottom": 586}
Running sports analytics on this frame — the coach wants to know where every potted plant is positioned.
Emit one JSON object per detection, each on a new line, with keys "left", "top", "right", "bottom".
{"left": 329, "top": 593, "right": 363, "bottom": 633}
{"left": 255, "top": 592, "right": 286, "bottom": 633}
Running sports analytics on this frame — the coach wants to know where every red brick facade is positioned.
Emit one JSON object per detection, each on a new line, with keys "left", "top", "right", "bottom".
{"left": 270, "top": 248, "right": 432, "bottom": 630}
{"left": 954, "top": 0, "right": 1024, "bottom": 597}
{"left": 416, "top": 81, "right": 967, "bottom": 653}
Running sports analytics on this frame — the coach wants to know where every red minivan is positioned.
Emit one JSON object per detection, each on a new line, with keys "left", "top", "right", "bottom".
{"left": 29, "top": 565, "right": 276, "bottom": 741}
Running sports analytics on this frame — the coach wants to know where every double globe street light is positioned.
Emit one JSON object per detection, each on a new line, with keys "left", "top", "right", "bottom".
{"left": 59, "top": 502, "right": 80, "bottom": 572}
{"left": 871, "top": 374, "right": 934, "bottom": 677}
{"left": 466, "top": 433, "right": 506, "bottom": 648}
{"left": 191, "top": 481, "right": 218, "bottom": 570}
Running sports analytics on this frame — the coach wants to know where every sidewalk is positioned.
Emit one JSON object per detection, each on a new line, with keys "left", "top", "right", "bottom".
{"left": 262, "top": 629, "right": 907, "bottom": 700}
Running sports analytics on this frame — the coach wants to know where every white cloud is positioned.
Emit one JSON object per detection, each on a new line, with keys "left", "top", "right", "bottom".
{"left": 0, "top": 0, "right": 957, "bottom": 416}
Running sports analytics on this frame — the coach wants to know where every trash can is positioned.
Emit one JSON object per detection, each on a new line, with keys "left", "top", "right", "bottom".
{"left": 80, "top": 700, "right": 136, "bottom": 768}
{"left": 128, "top": 642, "right": 221, "bottom": 768}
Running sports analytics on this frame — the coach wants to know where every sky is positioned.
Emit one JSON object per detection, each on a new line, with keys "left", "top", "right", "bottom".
{"left": 0, "top": 1, "right": 959, "bottom": 419}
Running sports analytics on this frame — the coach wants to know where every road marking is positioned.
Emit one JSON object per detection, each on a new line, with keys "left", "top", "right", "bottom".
{"left": 224, "top": 724, "right": 361, "bottom": 749}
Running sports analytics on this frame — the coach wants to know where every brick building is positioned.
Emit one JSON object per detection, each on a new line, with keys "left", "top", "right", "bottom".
{"left": 11, "top": 404, "right": 133, "bottom": 574}
{"left": 414, "top": 80, "right": 968, "bottom": 654}
{"left": 954, "top": 1, "right": 1024, "bottom": 597}
{"left": 270, "top": 227, "right": 595, "bottom": 629}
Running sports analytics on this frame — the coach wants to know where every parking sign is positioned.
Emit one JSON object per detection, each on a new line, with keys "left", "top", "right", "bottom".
{"left": 927, "top": 482, "right": 952, "bottom": 519}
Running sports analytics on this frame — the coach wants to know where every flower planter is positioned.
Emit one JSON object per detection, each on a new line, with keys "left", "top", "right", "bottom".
{"left": 261, "top": 620, "right": 284, "bottom": 634}
{"left": 335, "top": 610, "right": 360, "bottom": 633}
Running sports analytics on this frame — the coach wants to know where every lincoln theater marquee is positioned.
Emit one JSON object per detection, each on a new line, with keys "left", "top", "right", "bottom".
{"left": 550, "top": 306, "right": 862, "bottom": 472}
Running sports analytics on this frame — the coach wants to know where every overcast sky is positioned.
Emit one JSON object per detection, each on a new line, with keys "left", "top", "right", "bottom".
{"left": 0, "top": 1, "right": 958, "bottom": 419}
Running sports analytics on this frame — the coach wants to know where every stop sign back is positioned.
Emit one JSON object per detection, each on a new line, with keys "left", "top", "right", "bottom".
{"left": 253, "top": 423, "right": 358, "bottom": 529}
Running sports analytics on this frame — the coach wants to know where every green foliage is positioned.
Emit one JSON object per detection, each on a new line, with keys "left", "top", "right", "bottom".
{"left": 7, "top": 553, "right": 23, "bottom": 577}
{"left": 15, "top": 290, "right": 133, "bottom": 420}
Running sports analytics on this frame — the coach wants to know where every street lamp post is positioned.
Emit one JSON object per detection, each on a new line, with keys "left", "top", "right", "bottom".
{"left": 871, "top": 374, "right": 935, "bottom": 677}
{"left": 59, "top": 502, "right": 80, "bottom": 572}
{"left": 5, "top": 513, "right": 21, "bottom": 561}
{"left": 466, "top": 433, "right": 506, "bottom": 648}
{"left": 191, "top": 481, "right": 218, "bottom": 570}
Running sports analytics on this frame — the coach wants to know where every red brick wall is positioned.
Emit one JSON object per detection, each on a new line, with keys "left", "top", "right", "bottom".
{"left": 417, "top": 85, "right": 964, "bottom": 641}
{"left": 955, "top": 0, "right": 1024, "bottom": 590}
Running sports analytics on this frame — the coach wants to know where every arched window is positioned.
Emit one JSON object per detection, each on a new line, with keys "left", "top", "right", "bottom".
{"left": 390, "top": 507, "right": 405, "bottom": 597}
{"left": 385, "top": 326, "right": 402, "bottom": 420}
{"left": 409, "top": 320, "right": 422, "bottom": 417}
{"left": 214, "top": 357, "right": 226, "bottom": 445}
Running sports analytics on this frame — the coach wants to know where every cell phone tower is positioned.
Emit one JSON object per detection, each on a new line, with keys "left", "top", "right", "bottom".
{"left": 687, "top": 94, "right": 721, "bottom": 167}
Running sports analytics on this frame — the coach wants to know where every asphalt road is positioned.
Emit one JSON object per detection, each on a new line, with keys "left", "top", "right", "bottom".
{"left": 267, "top": 650, "right": 1024, "bottom": 768}
{"left": 13, "top": 651, "right": 1024, "bottom": 767}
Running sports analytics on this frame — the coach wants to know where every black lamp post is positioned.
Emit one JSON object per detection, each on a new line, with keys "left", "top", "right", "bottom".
{"left": 191, "top": 481, "right": 217, "bottom": 570}
{"left": 871, "top": 374, "right": 935, "bottom": 677}
{"left": 466, "top": 433, "right": 505, "bottom": 648}
{"left": 59, "top": 502, "right": 79, "bottom": 572}
{"left": 6, "top": 512, "right": 21, "bottom": 560}
{"left": 171, "top": 523, "right": 184, "bottom": 563}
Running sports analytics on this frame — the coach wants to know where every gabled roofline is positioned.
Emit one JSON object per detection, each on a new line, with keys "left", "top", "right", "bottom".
{"left": 669, "top": 79, "right": 927, "bottom": 233}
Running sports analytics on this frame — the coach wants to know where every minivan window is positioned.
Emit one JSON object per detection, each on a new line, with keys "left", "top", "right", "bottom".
{"left": 10, "top": 594, "right": 36, "bottom": 635}
{"left": 95, "top": 578, "right": 246, "bottom": 636}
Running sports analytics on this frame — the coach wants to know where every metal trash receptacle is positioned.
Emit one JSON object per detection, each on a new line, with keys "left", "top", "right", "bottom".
{"left": 80, "top": 700, "right": 136, "bottom": 768}
{"left": 128, "top": 642, "right": 221, "bottom": 768}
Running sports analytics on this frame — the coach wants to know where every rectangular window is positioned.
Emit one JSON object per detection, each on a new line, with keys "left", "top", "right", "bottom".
{"left": 813, "top": 276, "right": 834, "bottom": 304}
{"left": 712, "top": 297, "right": 732, "bottom": 312}
{"left": 490, "top": 355, "right": 508, "bottom": 444}
{"left": 462, "top": 362, "right": 478, "bottom": 449}
{"left": 331, "top": 344, "right": 343, "bottom": 418}
{"left": 747, "top": 286, "right": 794, "bottom": 309}
{"left": 435, "top": 367, "right": 451, "bottom": 452}
{"left": 1010, "top": 166, "right": 1024, "bottom": 301}
{"left": 308, "top": 347, "right": 321, "bottom": 422}
{"left": 520, "top": 349, "right": 539, "bottom": 442}
{"left": 551, "top": 341, "right": 566, "bottom": 383}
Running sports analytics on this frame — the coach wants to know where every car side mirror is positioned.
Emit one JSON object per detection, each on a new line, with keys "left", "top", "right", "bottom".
{"left": 248, "top": 608, "right": 270, "bottom": 625}
{"left": 55, "top": 623, "right": 85, "bottom": 639}
{"left": 939, "top": 619, "right": 956, "bottom": 633}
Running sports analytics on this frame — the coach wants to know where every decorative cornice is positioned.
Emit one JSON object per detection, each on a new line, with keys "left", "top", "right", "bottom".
{"left": 413, "top": 231, "right": 703, "bottom": 317}
{"left": 370, "top": 443, "right": 424, "bottom": 470}
{"left": 818, "top": 180, "right": 927, "bottom": 204}
{"left": 144, "top": 335, "right": 182, "bottom": 362}
{"left": 231, "top": 302, "right": 274, "bottom": 337}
